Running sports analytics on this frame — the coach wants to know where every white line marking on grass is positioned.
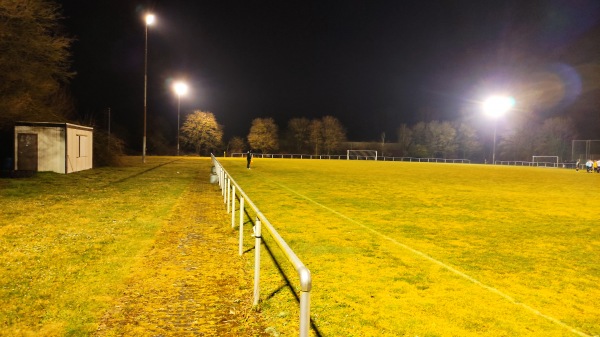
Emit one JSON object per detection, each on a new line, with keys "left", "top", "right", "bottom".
{"left": 268, "top": 179, "right": 592, "bottom": 337}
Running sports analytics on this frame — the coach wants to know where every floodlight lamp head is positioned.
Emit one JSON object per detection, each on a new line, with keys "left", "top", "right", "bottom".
{"left": 483, "top": 95, "right": 515, "bottom": 118}
{"left": 145, "top": 14, "right": 156, "bottom": 26}
{"left": 173, "top": 81, "right": 189, "bottom": 97}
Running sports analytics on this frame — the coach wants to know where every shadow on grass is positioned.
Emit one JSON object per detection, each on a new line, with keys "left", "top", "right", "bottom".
{"left": 233, "top": 191, "right": 323, "bottom": 336}
{"left": 109, "top": 159, "right": 179, "bottom": 185}
{"left": 262, "top": 240, "right": 324, "bottom": 337}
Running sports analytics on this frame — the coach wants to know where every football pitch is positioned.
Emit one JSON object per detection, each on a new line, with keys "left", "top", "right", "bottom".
{"left": 220, "top": 158, "right": 599, "bottom": 337}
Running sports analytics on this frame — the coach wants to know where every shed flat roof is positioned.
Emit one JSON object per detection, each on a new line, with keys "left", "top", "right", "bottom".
{"left": 15, "top": 122, "right": 93, "bottom": 131}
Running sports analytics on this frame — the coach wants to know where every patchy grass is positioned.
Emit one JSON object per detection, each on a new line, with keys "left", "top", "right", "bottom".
{"left": 221, "top": 158, "right": 600, "bottom": 337}
{"left": 95, "top": 161, "right": 267, "bottom": 337}
{"left": 0, "top": 157, "right": 265, "bottom": 336}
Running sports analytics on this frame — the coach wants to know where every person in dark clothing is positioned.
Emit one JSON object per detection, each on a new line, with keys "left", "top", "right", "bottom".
{"left": 246, "top": 150, "right": 252, "bottom": 169}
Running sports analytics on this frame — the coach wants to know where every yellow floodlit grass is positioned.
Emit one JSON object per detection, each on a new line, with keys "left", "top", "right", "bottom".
{"left": 0, "top": 157, "right": 266, "bottom": 336}
{"left": 221, "top": 158, "right": 600, "bottom": 337}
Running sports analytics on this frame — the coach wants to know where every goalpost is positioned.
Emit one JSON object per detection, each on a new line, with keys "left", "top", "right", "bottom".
{"left": 347, "top": 150, "right": 378, "bottom": 160}
{"left": 571, "top": 140, "right": 600, "bottom": 162}
{"left": 532, "top": 156, "right": 559, "bottom": 167}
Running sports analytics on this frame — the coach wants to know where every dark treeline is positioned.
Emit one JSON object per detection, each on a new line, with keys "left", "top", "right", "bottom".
{"left": 197, "top": 114, "right": 576, "bottom": 163}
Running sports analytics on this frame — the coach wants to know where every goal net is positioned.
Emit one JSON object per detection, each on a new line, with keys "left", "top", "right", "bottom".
{"left": 347, "top": 150, "right": 378, "bottom": 160}
{"left": 532, "top": 156, "right": 559, "bottom": 167}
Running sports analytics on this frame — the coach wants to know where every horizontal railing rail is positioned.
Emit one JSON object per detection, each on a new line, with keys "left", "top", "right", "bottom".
{"left": 377, "top": 156, "right": 471, "bottom": 163}
{"left": 230, "top": 152, "right": 470, "bottom": 163}
{"left": 211, "top": 154, "right": 312, "bottom": 337}
{"left": 231, "top": 152, "right": 346, "bottom": 160}
{"left": 496, "top": 160, "right": 577, "bottom": 169}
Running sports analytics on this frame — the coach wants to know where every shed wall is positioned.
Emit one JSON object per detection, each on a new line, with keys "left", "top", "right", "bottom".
{"left": 14, "top": 125, "right": 66, "bottom": 173}
{"left": 66, "top": 127, "right": 93, "bottom": 173}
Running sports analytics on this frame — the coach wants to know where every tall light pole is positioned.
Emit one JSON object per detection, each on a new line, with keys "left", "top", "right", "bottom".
{"left": 142, "top": 13, "right": 155, "bottom": 163}
{"left": 483, "top": 95, "right": 515, "bottom": 164}
{"left": 172, "top": 81, "right": 189, "bottom": 156}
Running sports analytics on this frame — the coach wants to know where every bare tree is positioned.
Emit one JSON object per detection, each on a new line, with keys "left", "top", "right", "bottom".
{"left": 409, "top": 122, "right": 430, "bottom": 157}
{"left": 309, "top": 119, "right": 323, "bottom": 155}
{"left": 454, "top": 122, "right": 481, "bottom": 159}
{"left": 406, "top": 121, "right": 450, "bottom": 158}
{"left": 180, "top": 110, "right": 223, "bottom": 155}
{"left": 321, "top": 116, "right": 347, "bottom": 155}
{"left": 537, "top": 117, "right": 576, "bottom": 161}
{"left": 227, "top": 136, "right": 246, "bottom": 155}
{"left": 287, "top": 117, "right": 311, "bottom": 153}
{"left": 396, "top": 124, "right": 412, "bottom": 157}
{"left": 248, "top": 118, "right": 278, "bottom": 153}
{"left": 428, "top": 121, "right": 457, "bottom": 158}
{"left": 499, "top": 122, "right": 538, "bottom": 161}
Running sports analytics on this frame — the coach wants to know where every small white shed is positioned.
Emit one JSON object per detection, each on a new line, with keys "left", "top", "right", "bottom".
{"left": 14, "top": 122, "right": 94, "bottom": 174}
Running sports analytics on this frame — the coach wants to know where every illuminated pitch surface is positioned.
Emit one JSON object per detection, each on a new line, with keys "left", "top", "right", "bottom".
{"left": 222, "top": 158, "right": 599, "bottom": 337}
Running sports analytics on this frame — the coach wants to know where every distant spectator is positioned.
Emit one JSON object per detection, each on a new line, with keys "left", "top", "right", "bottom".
{"left": 246, "top": 150, "right": 253, "bottom": 169}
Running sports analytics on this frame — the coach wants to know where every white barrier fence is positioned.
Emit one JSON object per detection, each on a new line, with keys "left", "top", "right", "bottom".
{"left": 496, "top": 161, "right": 578, "bottom": 169}
{"left": 231, "top": 153, "right": 346, "bottom": 160}
{"left": 211, "top": 154, "right": 312, "bottom": 337}
{"left": 377, "top": 156, "right": 470, "bottom": 163}
{"left": 230, "top": 152, "right": 470, "bottom": 163}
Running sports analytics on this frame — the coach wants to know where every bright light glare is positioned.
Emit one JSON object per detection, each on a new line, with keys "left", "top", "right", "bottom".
{"left": 145, "top": 14, "right": 156, "bottom": 25}
{"left": 173, "top": 81, "right": 189, "bottom": 97}
{"left": 483, "top": 95, "right": 515, "bottom": 118}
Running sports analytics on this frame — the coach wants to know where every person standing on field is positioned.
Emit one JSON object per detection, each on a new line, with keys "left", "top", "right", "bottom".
{"left": 246, "top": 150, "right": 252, "bottom": 169}
{"left": 585, "top": 159, "right": 593, "bottom": 172}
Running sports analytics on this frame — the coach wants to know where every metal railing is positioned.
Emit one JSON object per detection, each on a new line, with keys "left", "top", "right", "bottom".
{"left": 496, "top": 160, "right": 578, "bottom": 169}
{"left": 211, "top": 154, "right": 312, "bottom": 337}
{"left": 377, "top": 156, "right": 471, "bottom": 163}
{"left": 231, "top": 152, "right": 346, "bottom": 160}
{"left": 229, "top": 152, "right": 470, "bottom": 163}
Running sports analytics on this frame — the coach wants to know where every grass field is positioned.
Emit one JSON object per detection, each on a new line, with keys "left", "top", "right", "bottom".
{"left": 0, "top": 157, "right": 199, "bottom": 335}
{"left": 0, "top": 157, "right": 269, "bottom": 336}
{"left": 220, "top": 158, "right": 600, "bottom": 337}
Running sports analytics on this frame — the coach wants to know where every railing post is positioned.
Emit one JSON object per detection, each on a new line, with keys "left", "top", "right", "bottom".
{"left": 299, "top": 290, "right": 311, "bottom": 337}
{"left": 220, "top": 169, "right": 224, "bottom": 192}
{"left": 239, "top": 197, "right": 245, "bottom": 256}
{"left": 226, "top": 178, "right": 231, "bottom": 212}
{"left": 219, "top": 167, "right": 222, "bottom": 188}
{"left": 253, "top": 218, "right": 261, "bottom": 306}
{"left": 231, "top": 185, "right": 236, "bottom": 228}
{"left": 223, "top": 176, "right": 227, "bottom": 204}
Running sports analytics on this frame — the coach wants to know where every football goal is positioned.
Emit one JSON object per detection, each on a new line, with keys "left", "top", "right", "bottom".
{"left": 571, "top": 140, "right": 600, "bottom": 161}
{"left": 347, "top": 150, "right": 378, "bottom": 160}
{"left": 532, "top": 156, "right": 559, "bottom": 167}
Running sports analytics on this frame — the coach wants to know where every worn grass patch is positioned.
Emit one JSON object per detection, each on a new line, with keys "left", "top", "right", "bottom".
{"left": 221, "top": 158, "right": 600, "bottom": 337}
{"left": 95, "top": 163, "right": 267, "bottom": 336}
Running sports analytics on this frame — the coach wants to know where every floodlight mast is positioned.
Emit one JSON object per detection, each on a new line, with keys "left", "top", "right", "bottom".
{"left": 172, "top": 81, "right": 189, "bottom": 156}
{"left": 142, "top": 13, "right": 155, "bottom": 163}
{"left": 483, "top": 95, "right": 515, "bottom": 164}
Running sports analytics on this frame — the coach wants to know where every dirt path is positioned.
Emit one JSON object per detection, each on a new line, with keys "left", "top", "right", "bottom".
{"left": 95, "top": 167, "right": 269, "bottom": 336}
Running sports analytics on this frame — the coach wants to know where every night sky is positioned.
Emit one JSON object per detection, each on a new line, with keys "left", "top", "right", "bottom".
{"left": 60, "top": 0, "right": 600, "bottom": 149}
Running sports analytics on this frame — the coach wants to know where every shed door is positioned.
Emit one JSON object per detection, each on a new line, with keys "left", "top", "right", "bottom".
{"left": 17, "top": 133, "right": 38, "bottom": 171}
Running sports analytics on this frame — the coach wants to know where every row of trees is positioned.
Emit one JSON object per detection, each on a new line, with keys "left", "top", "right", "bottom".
{"left": 496, "top": 116, "right": 576, "bottom": 162}
{"left": 393, "top": 116, "right": 575, "bottom": 162}
{"left": 179, "top": 112, "right": 347, "bottom": 156}
{"left": 180, "top": 108, "right": 576, "bottom": 163}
